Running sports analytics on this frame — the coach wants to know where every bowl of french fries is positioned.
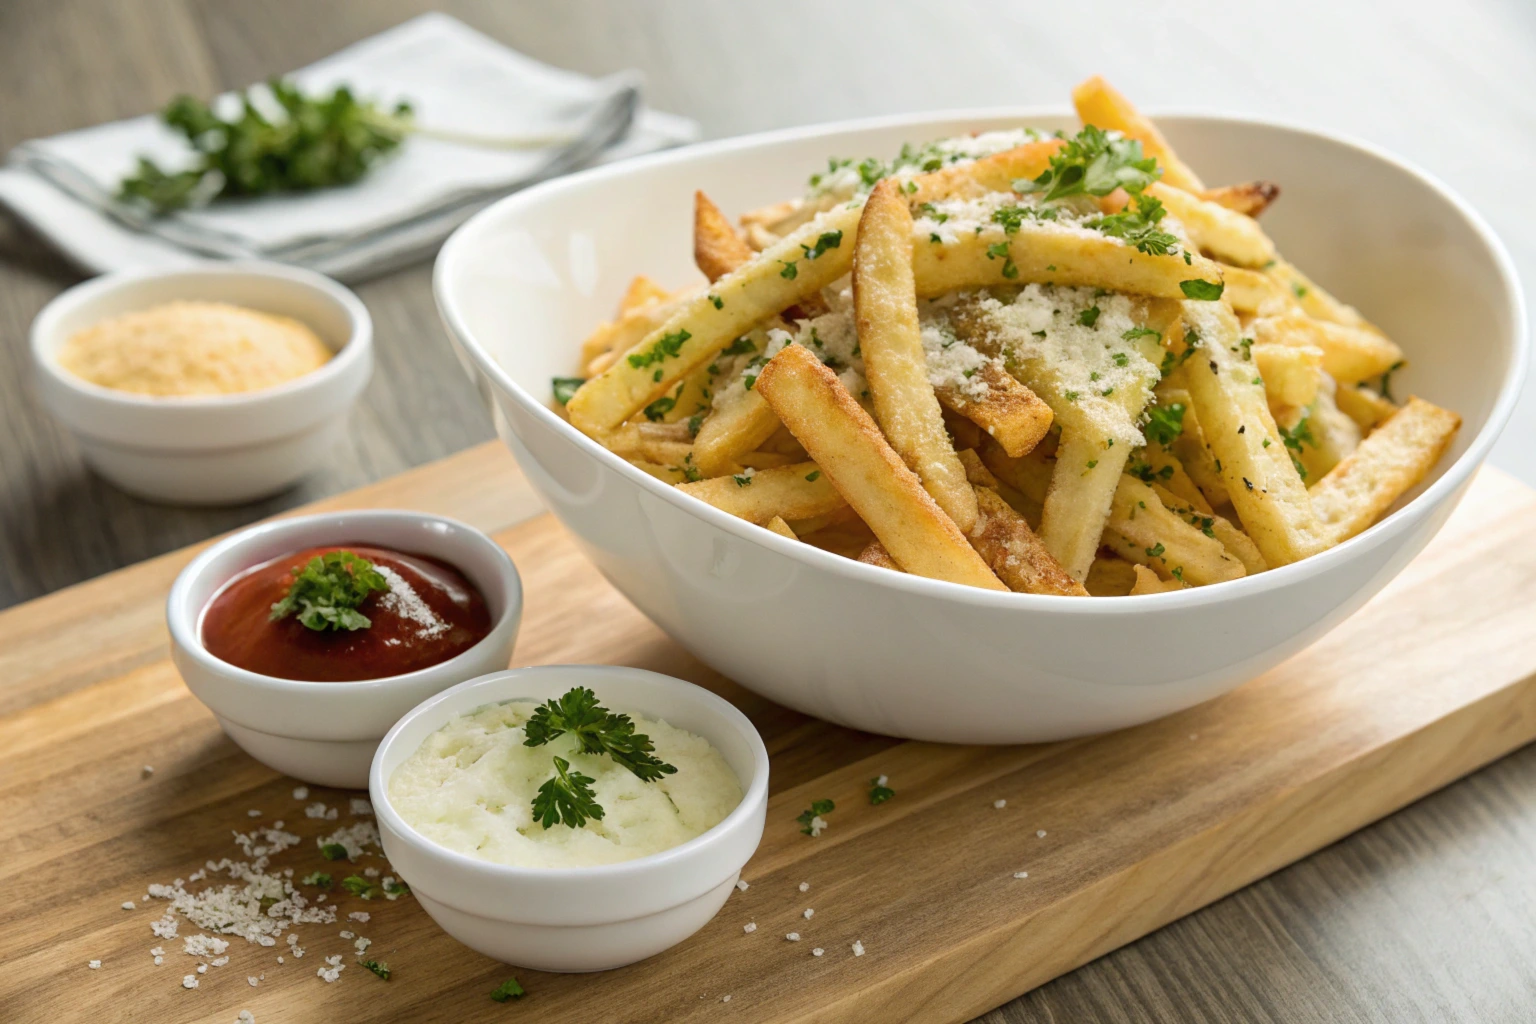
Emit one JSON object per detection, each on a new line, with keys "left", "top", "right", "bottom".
{"left": 434, "top": 78, "right": 1526, "bottom": 743}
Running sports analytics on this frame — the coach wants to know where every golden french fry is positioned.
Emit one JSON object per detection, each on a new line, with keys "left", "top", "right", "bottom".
{"left": 1071, "top": 75, "right": 1205, "bottom": 191}
{"left": 1085, "top": 556, "right": 1139, "bottom": 596}
{"left": 904, "top": 140, "right": 1063, "bottom": 205}
{"left": 764, "top": 515, "right": 798, "bottom": 540}
{"left": 968, "top": 485, "right": 1087, "bottom": 596}
{"left": 1308, "top": 397, "right": 1460, "bottom": 543}
{"left": 857, "top": 540, "right": 903, "bottom": 571}
{"left": 755, "top": 344, "right": 1006, "bottom": 590}
{"left": 580, "top": 287, "right": 699, "bottom": 370}
{"left": 1222, "top": 265, "right": 1299, "bottom": 317}
{"left": 618, "top": 274, "right": 670, "bottom": 317}
{"left": 628, "top": 459, "right": 688, "bottom": 485}
{"left": 1039, "top": 426, "right": 1132, "bottom": 582}
{"left": 912, "top": 220, "right": 1224, "bottom": 300}
{"left": 1333, "top": 382, "right": 1399, "bottom": 432}
{"left": 1104, "top": 475, "right": 1246, "bottom": 585}
{"left": 955, "top": 447, "right": 999, "bottom": 488}
{"left": 1145, "top": 183, "right": 1275, "bottom": 268}
{"left": 1277, "top": 378, "right": 1361, "bottom": 482}
{"left": 1253, "top": 342, "right": 1322, "bottom": 409}
{"left": 1200, "top": 182, "right": 1280, "bottom": 218}
{"left": 1130, "top": 563, "right": 1186, "bottom": 594}
{"left": 1176, "top": 300, "right": 1327, "bottom": 566}
{"left": 1263, "top": 258, "right": 1381, "bottom": 333}
{"left": 855, "top": 180, "right": 978, "bottom": 532}
{"left": 1156, "top": 384, "right": 1232, "bottom": 510}
{"left": 603, "top": 422, "right": 697, "bottom": 471}
{"left": 1151, "top": 483, "right": 1267, "bottom": 575}
{"left": 935, "top": 362, "right": 1054, "bottom": 458}
{"left": 1137, "top": 443, "right": 1211, "bottom": 513}
{"left": 1248, "top": 313, "right": 1404, "bottom": 385}
{"left": 677, "top": 461, "right": 846, "bottom": 524}
{"left": 694, "top": 192, "right": 757, "bottom": 283}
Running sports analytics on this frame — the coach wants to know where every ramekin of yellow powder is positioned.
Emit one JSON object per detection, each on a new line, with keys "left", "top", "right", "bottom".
{"left": 57, "top": 300, "right": 334, "bottom": 397}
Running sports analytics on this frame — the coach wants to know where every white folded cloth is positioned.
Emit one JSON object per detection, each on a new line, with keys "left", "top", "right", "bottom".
{"left": 0, "top": 13, "right": 698, "bottom": 281}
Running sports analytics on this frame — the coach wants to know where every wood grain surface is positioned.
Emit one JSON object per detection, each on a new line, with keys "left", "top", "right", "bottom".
{"left": 3, "top": 447, "right": 1536, "bottom": 1024}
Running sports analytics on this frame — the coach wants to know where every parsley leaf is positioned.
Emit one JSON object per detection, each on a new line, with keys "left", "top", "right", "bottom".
{"left": 1015, "top": 125, "right": 1161, "bottom": 201}
{"left": 342, "top": 875, "right": 382, "bottom": 900}
{"left": 800, "top": 230, "right": 843, "bottom": 260}
{"left": 1179, "top": 279, "right": 1225, "bottom": 301}
{"left": 360, "top": 959, "right": 391, "bottom": 981}
{"left": 1144, "top": 403, "right": 1186, "bottom": 447}
{"left": 1086, "top": 194, "right": 1181, "bottom": 256}
{"left": 643, "top": 382, "right": 686, "bottom": 422}
{"left": 627, "top": 329, "right": 692, "bottom": 369}
{"left": 1279, "top": 416, "right": 1315, "bottom": 480}
{"left": 319, "top": 843, "right": 349, "bottom": 862}
{"left": 269, "top": 550, "right": 388, "bottom": 632}
{"left": 722, "top": 336, "right": 757, "bottom": 357}
{"left": 490, "top": 977, "right": 526, "bottom": 1003}
{"left": 301, "top": 872, "right": 332, "bottom": 889}
{"left": 1078, "top": 305, "right": 1101, "bottom": 327}
{"left": 531, "top": 755, "right": 603, "bottom": 830}
{"left": 797, "top": 798, "right": 836, "bottom": 836}
{"left": 868, "top": 777, "right": 895, "bottom": 805}
{"left": 1378, "top": 360, "right": 1405, "bottom": 403}
{"left": 551, "top": 377, "right": 585, "bottom": 405}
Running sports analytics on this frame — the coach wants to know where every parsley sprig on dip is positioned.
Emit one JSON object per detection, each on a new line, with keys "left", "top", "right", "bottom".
{"left": 524, "top": 687, "right": 679, "bottom": 829}
{"left": 269, "top": 550, "right": 389, "bottom": 632}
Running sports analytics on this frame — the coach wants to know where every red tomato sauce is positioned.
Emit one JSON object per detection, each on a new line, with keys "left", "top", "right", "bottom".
{"left": 201, "top": 544, "right": 492, "bottom": 681}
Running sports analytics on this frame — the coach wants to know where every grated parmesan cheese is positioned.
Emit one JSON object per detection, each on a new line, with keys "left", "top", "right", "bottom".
{"left": 812, "top": 948, "right": 824, "bottom": 957}
{"left": 1037, "top": 830, "right": 1047, "bottom": 838}
{"left": 803, "top": 909, "right": 814, "bottom": 920}
{"left": 182, "top": 975, "right": 198, "bottom": 990}
{"left": 993, "top": 799, "right": 1007, "bottom": 809}
{"left": 348, "top": 912, "right": 370, "bottom": 923}
{"left": 350, "top": 798, "right": 374, "bottom": 816}
{"left": 743, "top": 922, "right": 757, "bottom": 934}
{"left": 852, "top": 940, "right": 866, "bottom": 957}
{"left": 237, "top": 1012, "right": 255, "bottom": 1024}
{"left": 292, "top": 786, "right": 309, "bottom": 800}
{"left": 735, "top": 879, "right": 749, "bottom": 892}
{"left": 374, "top": 565, "right": 449, "bottom": 640}
{"left": 785, "top": 932, "right": 801, "bottom": 942}
{"left": 88, "top": 960, "right": 101, "bottom": 969}
{"left": 798, "top": 882, "right": 810, "bottom": 892}
{"left": 1014, "top": 871, "right": 1029, "bottom": 879}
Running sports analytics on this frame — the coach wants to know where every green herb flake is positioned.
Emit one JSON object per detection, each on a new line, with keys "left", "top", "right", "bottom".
{"left": 709, "top": 294, "right": 724, "bottom": 310}
{"left": 1145, "top": 542, "right": 1166, "bottom": 559}
{"left": 269, "top": 550, "right": 388, "bottom": 632}
{"left": 319, "top": 843, "right": 349, "bottom": 862}
{"left": 1179, "top": 279, "right": 1225, "bottom": 301}
{"left": 1145, "top": 403, "right": 1187, "bottom": 447}
{"left": 360, "top": 959, "right": 391, "bottom": 980}
{"left": 805, "top": 470, "right": 821, "bottom": 482}
{"left": 801, "top": 230, "right": 844, "bottom": 261}
{"left": 868, "top": 777, "right": 895, "bottom": 805}
{"left": 551, "top": 377, "right": 585, "bottom": 405}
{"left": 491, "top": 977, "right": 526, "bottom": 1003}
{"left": 1086, "top": 194, "right": 1181, "bottom": 256}
{"left": 779, "top": 260, "right": 799, "bottom": 280}
{"left": 301, "top": 872, "right": 332, "bottom": 889}
{"left": 797, "top": 798, "right": 836, "bottom": 836}
{"left": 342, "top": 875, "right": 382, "bottom": 899}
{"left": 627, "top": 329, "right": 693, "bottom": 369}
{"left": 1015, "top": 125, "right": 1161, "bottom": 202}
{"left": 722, "top": 336, "right": 757, "bottom": 357}
{"left": 1079, "top": 305, "right": 1101, "bottom": 327}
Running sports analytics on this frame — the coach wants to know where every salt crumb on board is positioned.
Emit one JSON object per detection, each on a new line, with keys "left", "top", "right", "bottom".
{"left": 852, "top": 940, "right": 866, "bottom": 956}
{"left": 735, "top": 879, "right": 749, "bottom": 891}
{"left": 1013, "top": 871, "right": 1029, "bottom": 879}
{"left": 798, "top": 882, "right": 809, "bottom": 892}
{"left": 993, "top": 799, "right": 1007, "bottom": 809}
{"left": 743, "top": 922, "right": 756, "bottom": 934}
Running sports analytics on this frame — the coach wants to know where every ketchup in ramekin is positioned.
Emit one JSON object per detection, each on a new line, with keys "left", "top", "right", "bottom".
{"left": 201, "top": 544, "right": 491, "bottom": 682}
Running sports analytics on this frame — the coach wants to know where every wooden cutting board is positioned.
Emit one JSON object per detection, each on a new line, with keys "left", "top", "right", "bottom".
{"left": 5, "top": 442, "right": 1536, "bottom": 1024}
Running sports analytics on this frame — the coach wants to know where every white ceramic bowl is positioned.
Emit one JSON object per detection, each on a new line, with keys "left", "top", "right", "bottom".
{"left": 30, "top": 262, "right": 372, "bottom": 505}
{"left": 370, "top": 665, "right": 769, "bottom": 972}
{"left": 434, "top": 110, "right": 1527, "bottom": 744}
{"left": 168, "top": 510, "right": 522, "bottom": 787}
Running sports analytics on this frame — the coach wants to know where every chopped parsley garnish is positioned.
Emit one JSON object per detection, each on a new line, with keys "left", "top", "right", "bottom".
{"left": 360, "top": 959, "right": 390, "bottom": 981}
{"left": 1015, "top": 124, "right": 1161, "bottom": 201}
{"left": 643, "top": 382, "right": 686, "bottom": 422}
{"left": 1128, "top": 458, "right": 1174, "bottom": 483}
{"left": 491, "top": 977, "right": 526, "bottom": 1003}
{"left": 1235, "top": 337, "right": 1254, "bottom": 361}
{"left": 383, "top": 879, "right": 410, "bottom": 897}
{"left": 800, "top": 230, "right": 843, "bottom": 260}
{"left": 805, "top": 470, "right": 821, "bottom": 482}
{"left": 1171, "top": 567, "right": 1185, "bottom": 582}
{"left": 722, "top": 336, "right": 757, "bottom": 357}
{"left": 1279, "top": 416, "right": 1315, "bottom": 480}
{"left": 709, "top": 294, "right": 723, "bottom": 310}
{"left": 733, "top": 473, "right": 754, "bottom": 487}
{"left": 779, "top": 260, "right": 798, "bottom": 280}
{"left": 301, "top": 872, "right": 332, "bottom": 889}
{"left": 319, "top": 843, "right": 348, "bottom": 861}
{"left": 918, "top": 202, "right": 949, "bottom": 223}
{"left": 551, "top": 377, "right": 585, "bottom": 405}
{"left": 687, "top": 413, "right": 704, "bottom": 438}
{"left": 985, "top": 241, "right": 1018, "bottom": 279}
{"left": 1378, "top": 360, "right": 1405, "bottom": 403}
{"left": 1292, "top": 281, "right": 1309, "bottom": 299}
{"left": 1086, "top": 194, "right": 1181, "bottom": 256}
{"left": 342, "top": 875, "right": 382, "bottom": 899}
{"left": 1122, "top": 326, "right": 1160, "bottom": 343}
{"left": 1179, "top": 279, "right": 1225, "bottom": 301}
{"left": 1144, "top": 403, "right": 1187, "bottom": 447}
{"left": 1078, "top": 305, "right": 1101, "bottom": 327}
{"left": 868, "top": 777, "right": 895, "bottom": 805}
{"left": 797, "top": 798, "right": 836, "bottom": 836}
{"left": 627, "top": 329, "right": 692, "bottom": 369}
{"left": 269, "top": 550, "right": 388, "bottom": 632}
{"left": 1159, "top": 346, "right": 1197, "bottom": 379}
{"left": 524, "top": 687, "right": 678, "bottom": 829}
{"left": 991, "top": 203, "right": 1057, "bottom": 236}
{"left": 1145, "top": 542, "right": 1166, "bottom": 559}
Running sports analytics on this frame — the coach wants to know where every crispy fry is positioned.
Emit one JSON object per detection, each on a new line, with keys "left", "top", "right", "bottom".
{"left": 618, "top": 275, "right": 670, "bottom": 317}
{"left": 1038, "top": 426, "right": 1131, "bottom": 582}
{"left": 580, "top": 287, "right": 698, "bottom": 370}
{"left": 1130, "top": 564, "right": 1186, "bottom": 594}
{"left": 1071, "top": 75, "right": 1205, "bottom": 192}
{"left": 1278, "top": 377, "right": 1360, "bottom": 482}
{"left": 1104, "top": 475, "right": 1246, "bottom": 585}
{"left": 1247, "top": 313, "right": 1404, "bottom": 385}
{"left": 1176, "top": 300, "right": 1327, "bottom": 565}
{"left": 1085, "top": 556, "right": 1139, "bottom": 596}
{"left": 1333, "top": 382, "right": 1399, "bottom": 432}
{"left": 857, "top": 540, "right": 903, "bottom": 571}
{"left": 694, "top": 192, "right": 757, "bottom": 283}
{"left": 1200, "top": 182, "right": 1281, "bottom": 218}
{"left": 855, "top": 180, "right": 978, "bottom": 532}
{"left": 1263, "top": 259, "right": 1381, "bottom": 333}
{"left": 968, "top": 485, "right": 1086, "bottom": 596}
{"left": 912, "top": 219, "right": 1224, "bottom": 300}
{"left": 955, "top": 447, "right": 998, "bottom": 488}
{"left": 764, "top": 515, "right": 798, "bottom": 540}
{"left": 904, "top": 140, "right": 1062, "bottom": 205}
{"left": 1308, "top": 397, "right": 1460, "bottom": 543}
{"left": 935, "top": 362, "right": 1053, "bottom": 458}
{"left": 755, "top": 344, "right": 1006, "bottom": 590}
{"left": 677, "top": 461, "right": 847, "bottom": 524}
{"left": 1222, "top": 265, "right": 1299, "bottom": 317}
{"left": 1253, "top": 342, "right": 1322, "bottom": 409}
{"left": 1151, "top": 483, "right": 1267, "bottom": 575}
{"left": 1139, "top": 443, "right": 1211, "bottom": 513}
{"left": 1144, "top": 183, "right": 1275, "bottom": 268}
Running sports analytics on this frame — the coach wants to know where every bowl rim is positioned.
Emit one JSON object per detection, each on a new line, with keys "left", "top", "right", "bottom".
{"left": 166, "top": 509, "right": 523, "bottom": 693}
{"left": 435, "top": 106, "right": 1529, "bottom": 614}
{"left": 368, "top": 663, "right": 770, "bottom": 886}
{"left": 30, "top": 260, "right": 373, "bottom": 410}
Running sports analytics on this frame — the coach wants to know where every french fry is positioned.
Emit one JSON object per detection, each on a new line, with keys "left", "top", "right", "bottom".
{"left": 1071, "top": 75, "right": 1205, "bottom": 192}
{"left": 857, "top": 540, "right": 903, "bottom": 571}
{"left": 603, "top": 422, "right": 697, "bottom": 471}
{"left": 1085, "top": 556, "right": 1139, "bottom": 596}
{"left": 1263, "top": 258, "right": 1381, "bottom": 333}
{"left": 935, "top": 362, "right": 1054, "bottom": 458}
{"left": 1176, "top": 299, "right": 1327, "bottom": 565}
{"left": 764, "top": 515, "right": 798, "bottom": 540}
{"left": 1253, "top": 342, "right": 1322, "bottom": 409}
{"left": 912, "top": 219, "right": 1224, "bottom": 300}
{"left": 1333, "top": 382, "right": 1399, "bottom": 432}
{"left": 1038, "top": 425, "right": 1131, "bottom": 582}
{"left": 1103, "top": 475, "right": 1246, "bottom": 585}
{"left": 694, "top": 391, "right": 781, "bottom": 476}
{"left": 904, "top": 140, "right": 1062, "bottom": 205}
{"left": 1145, "top": 183, "right": 1276, "bottom": 268}
{"left": 1275, "top": 377, "right": 1361, "bottom": 483}
{"left": 855, "top": 180, "right": 978, "bottom": 532}
{"left": 1222, "top": 265, "right": 1299, "bottom": 317}
{"left": 694, "top": 192, "right": 757, "bottom": 283}
{"left": 1200, "top": 182, "right": 1280, "bottom": 218}
{"left": 580, "top": 287, "right": 699, "bottom": 371}
{"left": 629, "top": 460, "right": 688, "bottom": 485}
{"left": 1139, "top": 443, "right": 1211, "bottom": 513}
{"left": 1247, "top": 313, "right": 1404, "bottom": 385}
{"left": 1131, "top": 564, "right": 1186, "bottom": 594}
{"left": 1307, "top": 397, "right": 1461, "bottom": 543}
{"left": 755, "top": 344, "right": 1006, "bottom": 590}
{"left": 1156, "top": 384, "right": 1232, "bottom": 510}
{"left": 618, "top": 275, "right": 670, "bottom": 316}
{"left": 955, "top": 447, "right": 998, "bottom": 488}
{"left": 677, "top": 461, "right": 847, "bottom": 524}
{"left": 968, "top": 485, "right": 1087, "bottom": 596}
{"left": 740, "top": 198, "right": 803, "bottom": 243}
{"left": 1151, "top": 483, "right": 1267, "bottom": 575}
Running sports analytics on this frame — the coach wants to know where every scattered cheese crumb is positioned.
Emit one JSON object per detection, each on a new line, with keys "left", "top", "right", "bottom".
{"left": 807, "top": 815, "right": 828, "bottom": 837}
{"left": 348, "top": 912, "right": 370, "bottom": 923}
{"left": 292, "top": 786, "right": 309, "bottom": 800}
{"left": 88, "top": 960, "right": 101, "bottom": 969}
{"left": 350, "top": 798, "right": 374, "bottom": 816}
{"left": 785, "top": 932, "right": 801, "bottom": 942}
{"left": 248, "top": 976, "right": 259, "bottom": 987}
{"left": 316, "top": 821, "right": 379, "bottom": 859}
{"left": 304, "top": 803, "right": 330, "bottom": 819}
{"left": 803, "top": 909, "right": 814, "bottom": 920}
{"left": 237, "top": 1012, "right": 255, "bottom": 1024}
{"left": 142, "top": 765, "right": 155, "bottom": 778}
{"left": 122, "top": 901, "right": 136, "bottom": 910}
{"left": 339, "top": 930, "right": 354, "bottom": 940}
{"left": 362, "top": 867, "right": 380, "bottom": 878}
{"left": 798, "top": 882, "right": 810, "bottom": 893}
{"left": 722, "top": 995, "right": 731, "bottom": 1003}
{"left": 196, "top": 964, "right": 207, "bottom": 974}
{"left": 993, "top": 799, "right": 1007, "bottom": 809}
{"left": 317, "top": 954, "right": 345, "bottom": 983}
{"left": 1036, "top": 830, "right": 1047, "bottom": 838}
{"left": 354, "top": 937, "right": 371, "bottom": 952}
{"left": 184, "top": 934, "right": 230, "bottom": 958}
{"left": 154, "top": 956, "right": 164, "bottom": 966}
{"left": 150, "top": 947, "right": 164, "bottom": 957}
{"left": 735, "top": 879, "right": 749, "bottom": 892}
{"left": 182, "top": 975, "right": 198, "bottom": 989}
{"left": 273, "top": 821, "right": 284, "bottom": 830}
{"left": 212, "top": 956, "right": 229, "bottom": 967}
{"left": 1013, "top": 871, "right": 1029, "bottom": 879}
{"left": 812, "top": 948, "right": 824, "bottom": 957}
{"left": 247, "top": 810, "right": 262, "bottom": 818}
{"left": 852, "top": 940, "right": 866, "bottom": 957}
{"left": 743, "top": 922, "right": 756, "bottom": 934}
{"left": 276, "top": 957, "right": 284, "bottom": 964}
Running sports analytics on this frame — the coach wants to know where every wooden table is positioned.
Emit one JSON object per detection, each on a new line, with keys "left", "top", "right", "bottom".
{"left": 2, "top": 2, "right": 1533, "bottom": 1020}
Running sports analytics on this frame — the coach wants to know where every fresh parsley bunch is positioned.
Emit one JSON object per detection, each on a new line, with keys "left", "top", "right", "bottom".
{"left": 523, "top": 687, "right": 678, "bottom": 829}
{"left": 1016, "top": 124, "right": 1162, "bottom": 201}
{"left": 268, "top": 549, "right": 390, "bottom": 632}
{"left": 119, "top": 79, "right": 414, "bottom": 213}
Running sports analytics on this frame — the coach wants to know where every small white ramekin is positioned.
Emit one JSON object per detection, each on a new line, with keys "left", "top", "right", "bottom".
{"left": 30, "top": 262, "right": 372, "bottom": 505}
{"left": 369, "top": 665, "right": 770, "bottom": 972}
{"left": 167, "top": 510, "right": 522, "bottom": 787}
